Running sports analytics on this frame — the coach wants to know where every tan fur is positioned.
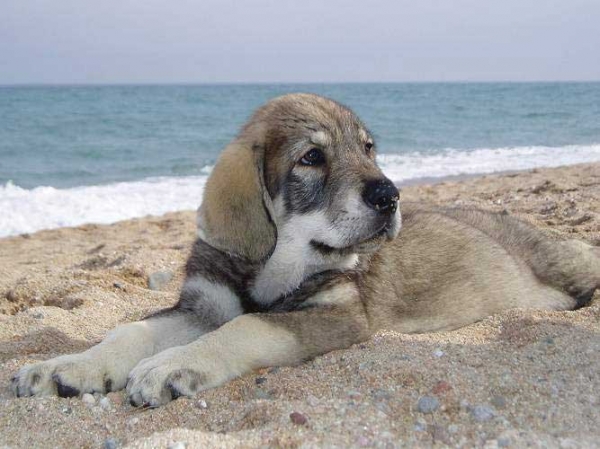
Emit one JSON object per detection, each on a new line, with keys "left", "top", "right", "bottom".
{"left": 198, "top": 140, "right": 276, "bottom": 261}
{"left": 363, "top": 205, "right": 586, "bottom": 333}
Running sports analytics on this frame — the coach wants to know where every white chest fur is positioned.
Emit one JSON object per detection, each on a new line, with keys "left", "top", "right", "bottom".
{"left": 250, "top": 211, "right": 359, "bottom": 305}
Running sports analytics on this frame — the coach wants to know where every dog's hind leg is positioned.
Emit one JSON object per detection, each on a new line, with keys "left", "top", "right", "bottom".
{"left": 529, "top": 239, "right": 600, "bottom": 308}
{"left": 439, "top": 208, "right": 600, "bottom": 308}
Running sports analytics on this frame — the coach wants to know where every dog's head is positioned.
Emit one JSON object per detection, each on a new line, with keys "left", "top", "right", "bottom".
{"left": 198, "top": 93, "right": 401, "bottom": 262}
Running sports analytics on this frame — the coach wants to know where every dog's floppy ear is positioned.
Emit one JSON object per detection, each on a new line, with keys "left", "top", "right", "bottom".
{"left": 197, "top": 132, "right": 277, "bottom": 262}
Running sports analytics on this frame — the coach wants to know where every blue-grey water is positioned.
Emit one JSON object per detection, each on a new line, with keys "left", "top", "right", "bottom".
{"left": 2, "top": 83, "right": 600, "bottom": 189}
{"left": 1, "top": 83, "right": 600, "bottom": 237}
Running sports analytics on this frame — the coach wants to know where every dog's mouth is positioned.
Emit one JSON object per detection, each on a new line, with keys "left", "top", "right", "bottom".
{"left": 310, "top": 222, "right": 394, "bottom": 256}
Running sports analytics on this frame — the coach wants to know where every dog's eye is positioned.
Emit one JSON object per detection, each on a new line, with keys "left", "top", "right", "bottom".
{"left": 300, "top": 148, "right": 325, "bottom": 166}
{"left": 365, "top": 142, "right": 374, "bottom": 154}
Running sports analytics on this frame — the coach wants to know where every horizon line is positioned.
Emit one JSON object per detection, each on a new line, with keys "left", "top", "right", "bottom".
{"left": 2, "top": 79, "right": 600, "bottom": 88}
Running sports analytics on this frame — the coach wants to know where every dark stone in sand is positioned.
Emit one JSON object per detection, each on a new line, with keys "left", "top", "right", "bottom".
{"left": 148, "top": 271, "right": 173, "bottom": 290}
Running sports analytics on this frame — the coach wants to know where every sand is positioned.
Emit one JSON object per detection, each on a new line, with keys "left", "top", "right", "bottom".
{"left": 1, "top": 162, "right": 599, "bottom": 449}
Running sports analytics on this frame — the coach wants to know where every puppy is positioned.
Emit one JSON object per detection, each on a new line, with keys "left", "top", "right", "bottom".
{"left": 12, "top": 93, "right": 600, "bottom": 407}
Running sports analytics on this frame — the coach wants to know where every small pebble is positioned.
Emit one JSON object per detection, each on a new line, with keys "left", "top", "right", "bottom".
{"left": 497, "top": 438, "right": 511, "bottom": 447}
{"left": 417, "top": 396, "right": 440, "bottom": 414}
{"left": 306, "top": 395, "right": 320, "bottom": 407}
{"left": 99, "top": 397, "right": 112, "bottom": 410}
{"left": 433, "top": 349, "right": 445, "bottom": 358}
{"left": 148, "top": 271, "right": 173, "bottom": 290}
{"left": 167, "top": 443, "right": 187, "bottom": 449}
{"left": 429, "top": 424, "right": 450, "bottom": 443}
{"left": 290, "top": 411, "right": 308, "bottom": 426}
{"left": 347, "top": 390, "right": 362, "bottom": 399}
{"left": 491, "top": 395, "right": 507, "bottom": 409}
{"left": 432, "top": 381, "right": 452, "bottom": 394}
{"left": 254, "top": 388, "right": 273, "bottom": 400}
{"left": 413, "top": 418, "right": 428, "bottom": 432}
{"left": 471, "top": 405, "right": 496, "bottom": 422}
{"left": 107, "top": 392, "right": 123, "bottom": 406}
{"left": 372, "top": 388, "right": 391, "bottom": 401}
{"left": 82, "top": 393, "right": 95, "bottom": 406}
{"left": 104, "top": 437, "right": 119, "bottom": 449}
{"left": 196, "top": 399, "right": 208, "bottom": 409}
{"left": 62, "top": 406, "right": 72, "bottom": 415}
{"left": 127, "top": 417, "right": 139, "bottom": 428}
{"left": 113, "top": 282, "right": 124, "bottom": 290}
{"left": 448, "top": 424, "right": 459, "bottom": 434}
{"left": 356, "top": 436, "right": 370, "bottom": 446}
{"left": 255, "top": 376, "right": 267, "bottom": 385}
{"left": 375, "top": 401, "right": 392, "bottom": 415}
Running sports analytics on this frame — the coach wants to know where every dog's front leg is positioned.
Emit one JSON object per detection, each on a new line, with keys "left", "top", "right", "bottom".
{"left": 11, "top": 310, "right": 210, "bottom": 398}
{"left": 12, "top": 277, "right": 247, "bottom": 399}
{"left": 127, "top": 283, "right": 370, "bottom": 407}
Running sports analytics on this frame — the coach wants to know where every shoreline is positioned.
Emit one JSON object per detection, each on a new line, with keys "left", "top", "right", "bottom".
{"left": 1, "top": 162, "right": 599, "bottom": 448}
{"left": 2, "top": 161, "right": 599, "bottom": 241}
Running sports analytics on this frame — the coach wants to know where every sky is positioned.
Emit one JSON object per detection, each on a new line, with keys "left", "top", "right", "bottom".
{"left": 1, "top": 0, "right": 599, "bottom": 84}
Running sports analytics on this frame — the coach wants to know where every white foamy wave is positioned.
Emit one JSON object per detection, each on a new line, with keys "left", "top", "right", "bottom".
{"left": 0, "top": 176, "right": 207, "bottom": 238}
{"left": 1, "top": 144, "right": 599, "bottom": 238}
{"left": 378, "top": 143, "right": 600, "bottom": 184}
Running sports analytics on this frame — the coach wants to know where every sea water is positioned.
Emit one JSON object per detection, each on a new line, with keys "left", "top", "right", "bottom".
{"left": 1, "top": 83, "right": 599, "bottom": 237}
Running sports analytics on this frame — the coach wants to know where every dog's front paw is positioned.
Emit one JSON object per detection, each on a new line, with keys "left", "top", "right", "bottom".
{"left": 12, "top": 353, "right": 123, "bottom": 398}
{"left": 12, "top": 359, "right": 59, "bottom": 397}
{"left": 126, "top": 347, "right": 222, "bottom": 408}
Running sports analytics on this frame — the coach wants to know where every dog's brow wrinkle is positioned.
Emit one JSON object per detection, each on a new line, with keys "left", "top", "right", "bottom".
{"left": 310, "top": 131, "right": 330, "bottom": 146}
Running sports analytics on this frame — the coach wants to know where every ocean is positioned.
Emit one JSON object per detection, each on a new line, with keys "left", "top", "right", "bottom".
{"left": 1, "top": 83, "right": 600, "bottom": 238}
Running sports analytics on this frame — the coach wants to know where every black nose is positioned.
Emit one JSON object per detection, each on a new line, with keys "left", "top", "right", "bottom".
{"left": 362, "top": 178, "right": 399, "bottom": 214}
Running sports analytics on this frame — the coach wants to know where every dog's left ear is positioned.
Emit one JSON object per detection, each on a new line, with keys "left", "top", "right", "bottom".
{"left": 197, "top": 132, "right": 276, "bottom": 262}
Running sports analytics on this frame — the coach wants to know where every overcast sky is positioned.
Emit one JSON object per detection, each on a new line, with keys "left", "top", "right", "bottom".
{"left": 1, "top": 0, "right": 599, "bottom": 84}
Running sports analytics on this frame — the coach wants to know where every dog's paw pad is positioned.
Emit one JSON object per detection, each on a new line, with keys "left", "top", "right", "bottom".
{"left": 52, "top": 374, "right": 80, "bottom": 398}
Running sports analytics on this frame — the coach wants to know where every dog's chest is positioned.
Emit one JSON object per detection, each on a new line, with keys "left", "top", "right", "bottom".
{"left": 250, "top": 240, "right": 358, "bottom": 305}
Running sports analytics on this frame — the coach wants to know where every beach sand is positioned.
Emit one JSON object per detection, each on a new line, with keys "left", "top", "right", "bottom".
{"left": 1, "top": 162, "right": 599, "bottom": 448}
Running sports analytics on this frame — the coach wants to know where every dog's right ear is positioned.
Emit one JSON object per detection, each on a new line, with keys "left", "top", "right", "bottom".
{"left": 197, "top": 132, "right": 277, "bottom": 262}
